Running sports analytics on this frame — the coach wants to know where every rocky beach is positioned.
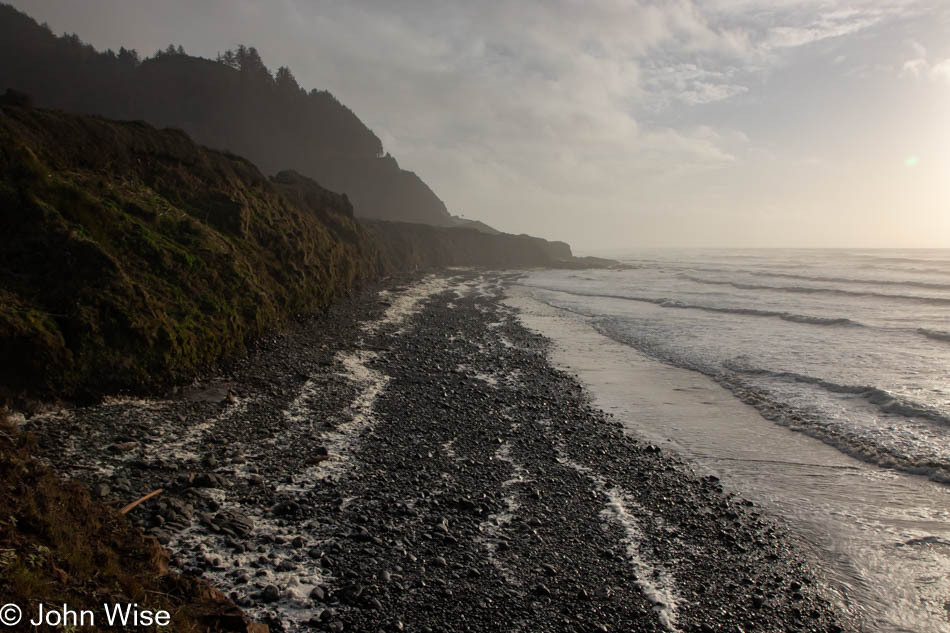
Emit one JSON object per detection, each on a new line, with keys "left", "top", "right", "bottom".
{"left": 18, "top": 270, "right": 848, "bottom": 633}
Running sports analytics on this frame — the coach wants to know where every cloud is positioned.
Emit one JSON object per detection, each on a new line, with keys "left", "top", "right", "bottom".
{"left": 930, "top": 59, "right": 950, "bottom": 83}
{"left": 900, "top": 43, "right": 950, "bottom": 83}
{"left": 231, "top": 0, "right": 948, "bottom": 244}
{"left": 642, "top": 63, "right": 749, "bottom": 107}
{"left": 901, "top": 58, "right": 928, "bottom": 77}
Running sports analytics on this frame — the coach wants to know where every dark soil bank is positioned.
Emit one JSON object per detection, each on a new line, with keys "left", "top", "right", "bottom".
{"left": 23, "top": 271, "right": 848, "bottom": 633}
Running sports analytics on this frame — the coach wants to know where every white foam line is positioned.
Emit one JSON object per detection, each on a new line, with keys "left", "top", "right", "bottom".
{"left": 475, "top": 372, "right": 499, "bottom": 386}
{"left": 278, "top": 275, "right": 454, "bottom": 488}
{"left": 478, "top": 442, "right": 529, "bottom": 586}
{"left": 453, "top": 277, "right": 483, "bottom": 299}
{"left": 100, "top": 395, "right": 170, "bottom": 409}
{"left": 496, "top": 441, "right": 529, "bottom": 487}
{"left": 148, "top": 400, "right": 248, "bottom": 463}
{"left": 366, "top": 275, "right": 451, "bottom": 335}
{"left": 24, "top": 398, "right": 234, "bottom": 477}
{"left": 602, "top": 487, "right": 682, "bottom": 632}
{"left": 171, "top": 349, "right": 394, "bottom": 628}
{"left": 283, "top": 375, "right": 334, "bottom": 433}
{"left": 208, "top": 276, "right": 451, "bottom": 624}
{"left": 180, "top": 278, "right": 452, "bottom": 628}
{"left": 285, "top": 350, "right": 387, "bottom": 487}
{"left": 557, "top": 449, "right": 683, "bottom": 633}
{"left": 472, "top": 275, "right": 497, "bottom": 298}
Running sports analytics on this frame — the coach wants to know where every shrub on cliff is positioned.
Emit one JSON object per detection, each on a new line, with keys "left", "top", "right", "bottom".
{"left": 0, "top": 104, "right": 379, "bottom": 404}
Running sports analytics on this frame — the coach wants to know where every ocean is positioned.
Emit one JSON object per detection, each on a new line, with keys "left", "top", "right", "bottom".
{"left": 509, "top": 249, "right": 950, "bottom": 633}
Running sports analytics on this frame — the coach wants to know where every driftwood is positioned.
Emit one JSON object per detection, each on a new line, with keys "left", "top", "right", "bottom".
{"left": 119, "top": 488, "right": 163, "bottom": 515}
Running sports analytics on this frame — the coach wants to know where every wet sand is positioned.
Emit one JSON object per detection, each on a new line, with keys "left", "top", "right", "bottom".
{"left": 508, "top": 284, "right": 950, "bottom": 633}
{"left": 22, "top": 270, "right": 847, "bottom": 632}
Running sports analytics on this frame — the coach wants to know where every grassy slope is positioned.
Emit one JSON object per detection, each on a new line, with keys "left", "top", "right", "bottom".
{"left": 0, "top": 415, "right": 266, "bottom": 632}
{"left": 0, "top": 104, "right": 379, "bottom": 405}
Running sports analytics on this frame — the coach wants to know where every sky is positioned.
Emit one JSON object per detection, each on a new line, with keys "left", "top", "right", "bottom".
{"left": 10, "top": 0, "right": 950, "bottom": 252}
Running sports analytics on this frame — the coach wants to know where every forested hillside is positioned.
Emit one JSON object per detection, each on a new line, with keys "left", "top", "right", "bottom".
{"left": 0, "top": 3, "right": 454, "bottom": 225}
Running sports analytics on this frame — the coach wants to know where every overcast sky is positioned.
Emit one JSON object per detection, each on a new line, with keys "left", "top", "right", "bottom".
{"left": 11, "top": 0, "right": 950, "bottom": 251}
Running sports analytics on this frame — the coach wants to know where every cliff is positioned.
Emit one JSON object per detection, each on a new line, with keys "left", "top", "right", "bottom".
{"left": 367, "top": 221, "right": 575, "bottom": 270}
{"left": 0, "top": 103, "right": 604, "bottom": 406}
{"left": 0, "top": 103, "right": 380, "bottom": 403}
{"left": 0, "top": 3, "right": 455, "bottom": 226}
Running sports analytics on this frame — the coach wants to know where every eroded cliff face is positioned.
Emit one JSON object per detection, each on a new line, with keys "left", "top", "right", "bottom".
{"left": 0, "top": 105, "right": 597, "bottom": 405}
{"left": 0, "top": 104, "right": 380, "bottom": 403}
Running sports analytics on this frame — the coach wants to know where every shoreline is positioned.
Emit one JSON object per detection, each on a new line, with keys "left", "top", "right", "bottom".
{"left": 19, "top": 270, "right": 847, "bottom": 632}
{"left": 509, "top": 277, "right": 950, "bottom": 633}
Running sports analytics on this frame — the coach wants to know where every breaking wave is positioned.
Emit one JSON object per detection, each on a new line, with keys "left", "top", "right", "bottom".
{"left": 682, "top": 276, "right": 950, "bottom": 305}
{"left": 524, "top": 285, "right": 863, "bottom": 327}
{"left": 721, "top": 363, "right": 950, "bottom": 428}
{"left": 587, "top": 317, "right": 950, "bottom": 484}
{"left": 680, "top": 267, "right": 950, "bottom": 291}
{"left": 918, "top": 328, "right": 950, "bottom": 343}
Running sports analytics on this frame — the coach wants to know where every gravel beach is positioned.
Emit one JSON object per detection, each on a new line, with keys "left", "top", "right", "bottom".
{"left": 21, "top": 270, "right": 848, "bottom": 633}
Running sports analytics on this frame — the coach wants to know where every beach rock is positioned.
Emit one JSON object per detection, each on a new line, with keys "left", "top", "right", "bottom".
{"left": 260, "top": 585, "right": 281, "bottom": 603}
{"left": 214, "top": 510, "right": 255, "bottom": 537}
{"left": 276, "top": 560, "right": 297, "bottom": 572}
{"left": 195, "top": 473, "right": 226, "bottom": 488}
{"left": 271, "top": 500, "right": 300, "bottom": 517}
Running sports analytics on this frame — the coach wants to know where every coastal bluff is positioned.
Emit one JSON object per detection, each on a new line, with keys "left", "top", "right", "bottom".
{"left": 0, "top": 103, "right": 606, "bottom": 407}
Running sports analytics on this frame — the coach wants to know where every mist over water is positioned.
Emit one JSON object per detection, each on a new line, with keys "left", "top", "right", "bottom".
{"left": 516, "top": 249, "right": 950, "bottom": 632}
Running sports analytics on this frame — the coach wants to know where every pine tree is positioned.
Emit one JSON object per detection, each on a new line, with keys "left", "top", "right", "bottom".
{"left": 275, "top": 66, "right": 300, "bottom": 92}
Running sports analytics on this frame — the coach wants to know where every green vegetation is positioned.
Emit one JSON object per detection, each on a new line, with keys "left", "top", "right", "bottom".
{"left": 0, "top": 104, "right": 379, "bottom": 405}
{"left": 0, "top": 103, "right": 595, "bottom": 407}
